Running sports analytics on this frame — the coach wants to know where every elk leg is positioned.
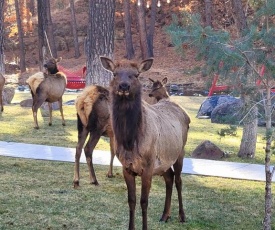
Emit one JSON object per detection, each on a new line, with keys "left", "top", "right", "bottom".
{"left": 107, "top": 136, "right": 115, "bottom": 178}
{"left": 160, "top": 167, "right": 174, "bottom": 222}
{"left": 73, "top": 127, "right": 89, "bottom": 188}
{"left": 58, "top": 98, "right": 65, "bottom": 126}
{"left": 84, "top": 132, "right": 101, "bottom": 186}
{"left": 48, "top": 102, "right": 52, "bottom": 126}
{"left": 173, "top": 154, "right": 186, "bottom": 222}
{"left": 140, "top": 169, "right": 153, "bottom": 230}
{"left": 123, "top": 168, "right": 136, "bottom": 230}
{"left": 32, "top": 97, "right": 45, "bottom": 129}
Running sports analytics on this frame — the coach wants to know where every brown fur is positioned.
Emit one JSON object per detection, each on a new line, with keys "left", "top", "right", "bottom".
{"left": 73, "top": 85, "right": 115, "bottom": 187}
{"left": 148, "top": 77, "right": 169, "bottom": 101}
{"left": 73, "top": 81, "right": 169, "bottom": 187}
{"left": 0, "top": 73, "right": 5, "bottom": 112}
{"left": 26, "top": 58, "right": 67, "bottom": 129}
{"left": 101, "top": 57, "right": 190, "bottom": 229}
{"left": 26, "top": 72, "right": 44, "bottom": 93}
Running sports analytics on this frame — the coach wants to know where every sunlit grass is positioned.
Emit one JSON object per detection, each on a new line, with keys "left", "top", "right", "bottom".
{"left": 0, "top": 91, "right": 271, "bottom": 164}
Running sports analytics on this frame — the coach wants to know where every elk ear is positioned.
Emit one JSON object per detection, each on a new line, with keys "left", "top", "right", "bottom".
{"left": 162, "top": 77, "right": 168, "bottom": 85}
{"left": 139, "top": 58, "right": 153, "bottom": 73}
{"left": 149, "top": 78, "right": 154, "bottom": 83}
{"left": 100, "top": 56, "right": 115, "bottom": 72}
{"left": 56, "top": 57, "right": 62, "bottom": 63}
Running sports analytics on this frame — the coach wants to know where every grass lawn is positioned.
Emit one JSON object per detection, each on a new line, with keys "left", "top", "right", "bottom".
{"left": 0, "top": 91, "right": 274, "bottom": 229}
{"left": 0, "top": 91, "right": 270, "bottom": 164}
{"left": 0, "top": 156, "right": 273, "bottom": 230}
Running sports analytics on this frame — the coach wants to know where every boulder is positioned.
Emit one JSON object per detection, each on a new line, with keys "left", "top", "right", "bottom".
{"left": 20, "top": 99, "right": 33, "bottom": 107}
{"left": 197, "top": 95, "right": 237, "bottom": 118}
{"left": 3, "top": 87, "right": 15, "bottom": 104}
{"left": 211, "top": 98, "right": 243, "bottom": 124}
{"left": 191, "top": 140, "right": 224, "bottom": 160}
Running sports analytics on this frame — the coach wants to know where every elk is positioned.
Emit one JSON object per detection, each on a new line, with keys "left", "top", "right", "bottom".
{"left": 148, "top": 77, "right": 169, "bottom": 101}
{"left": 100, "top": 57, "right": 190, "bottom": 230}
{"left": 26, "top": 57, "right": 67, "bottom": 129}
{"left": 0, "top": 73, "right": 5, "bottom": 112}
{"left": 73, "top": 78, "right": 170, "bottom": 187}
{"left": 73, "top": 85, "right": 114, "bottom": 187}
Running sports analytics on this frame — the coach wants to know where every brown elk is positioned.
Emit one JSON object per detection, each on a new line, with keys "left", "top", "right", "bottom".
{"left": 26, "top": 57, "right": 66, "bottom": 129}
{"left": 148, "top": 77, "right": 169, "bottom": 101}
{"left": 73, "top": 78, "right": 170, "bottom": 187}
{"left": 73, "top": 85, "right": 114, "bottom": 187}
{"left": 0, "top": 73, "right": 5, "bottom": 112}
{"left": 100, "top": 57, "right": 190, "bottom": 230}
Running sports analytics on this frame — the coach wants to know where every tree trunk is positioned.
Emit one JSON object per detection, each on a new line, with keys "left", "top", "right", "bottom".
{"left": 263, "top": 76, "right": 274, "bottom": 230}
{"left": 204, "top": 0, "right": 213, "bottom": 27}
{"left": 0, "top": 0, "right": 5, "bottom": 74}
{"left": 237, "top": 94, "right": 258, "bottom": 158}
{"left": 85, "top": 0, "right": 115, "bottom": 86}
{"left": 231, "top": 0, "right": 248, "bottom": 35}
{"left": 123, "top": 0, "right": 135, "bottom": 59}
{"left": 70, "top": 0, "right": 80, "bottom": 58}
{"left": 45, "top": 0, "right": 57, "bottom": 58}
{"left": 147, "top": 0, "right": 157, "bottom": 57}
{"left": 37, "top": 0, "right": 46, "bottom": 70}
{"left": 28, "top": 0, "right": 36, "bottom": 17}
{"left": 136, "top": 0, "right": 150, "bottom": 59}
{"left": 15, "top": 0, "right": 26, "bottom": 72}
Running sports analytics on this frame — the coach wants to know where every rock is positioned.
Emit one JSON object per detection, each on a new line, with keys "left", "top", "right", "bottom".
{"left": 197, "top": 95, "right": 237, "bottom": 118}
{"left": 20, "top": 99, "right": 33, "bottom": 107}
{"left": 211, "top": 98, "right": 243, "bottom": 124}
{"left": 191, "top": 140, "right": 225, "bottom": 160}
{"left": 3, "top": 87, "right": 15, "bottom": 104}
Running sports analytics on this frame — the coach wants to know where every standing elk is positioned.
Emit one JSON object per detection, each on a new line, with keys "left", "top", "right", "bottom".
{"left": 26, "top": 57, "right": 67, "bottom": 129}
{"left": 100, "top": 57, "right": 190, "bottom": 230}
{"left": 74, "top": 85, "right": 114, "bottom": 187}
{"left": 0, "top": 73, "right": 5, "bottom": 112}
{"left": 73, "top": 77, "right": 171, "bottom": 187}
{"left": 148, "top": 77, "right": 169, "bottom": 101}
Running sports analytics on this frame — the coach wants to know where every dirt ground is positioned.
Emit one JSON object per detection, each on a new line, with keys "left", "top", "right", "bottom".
{"left": 4, "top": 0, "right": 237, "bottom": 92}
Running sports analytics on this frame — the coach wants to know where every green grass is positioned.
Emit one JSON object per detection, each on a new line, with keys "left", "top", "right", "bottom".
{"left": 0, "top": 91, "right": 270, "bottom": 164}
{"left": 0, "top": 156, "right": 273, "bottom": 230}
{"left": 0, "top": 92, "right": 274, "bottom": 229}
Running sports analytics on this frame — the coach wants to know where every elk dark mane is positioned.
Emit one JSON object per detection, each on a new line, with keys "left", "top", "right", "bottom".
{"left": 111, "top": 88, "right": 142, "bottom": 151}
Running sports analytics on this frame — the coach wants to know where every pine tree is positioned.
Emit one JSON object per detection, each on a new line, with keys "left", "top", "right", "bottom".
{"left": 166, "top": 2, "right": 275, "bottom": 228}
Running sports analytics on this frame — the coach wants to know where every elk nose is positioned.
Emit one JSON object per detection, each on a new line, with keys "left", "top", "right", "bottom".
{"left": 119, "top": 83, "right": 130, "bottom": 91}
{"left": 149, "top": 93, "right": 153, "bottom": 97}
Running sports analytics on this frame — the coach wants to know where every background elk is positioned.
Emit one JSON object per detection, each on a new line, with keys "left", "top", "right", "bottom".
{"left": 0, "top": 73, "right": 5, "bottom": 112}
{"left": 26, "top": 57, "right": 67, "bottom": 129}
{"left": 101, "top": 57, "right": 190, "bottom": 230}
{"left": 73, "top": 78, "right": 170, "bottom": 187}
{"left": 148, "top": 77, "right": 169, "bottom": 101}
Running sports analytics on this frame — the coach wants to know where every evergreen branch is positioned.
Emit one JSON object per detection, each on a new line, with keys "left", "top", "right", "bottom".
{"left": 238, "top": 99, "right": 264, "bottom": 125}
{"left": 234, "top": 46, "right": 268, "bottom": 88}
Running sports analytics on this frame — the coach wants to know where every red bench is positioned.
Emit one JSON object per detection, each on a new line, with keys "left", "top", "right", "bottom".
{"left": 58, "top": 65, "right": 86, "bottom": 89}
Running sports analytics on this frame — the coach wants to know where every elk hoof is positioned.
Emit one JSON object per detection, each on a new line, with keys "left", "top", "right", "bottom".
{"left": 179, "top": 213, "right": 186, "bottom": 223}
{"left": 34, "top": 126, "right": 39, "bottom": 129}
{"left": 73, "top": 181, "right": 80, "bottom": 188}
{"left": 106, "top": 173, "right": 114, "bottom": 178}
{"left": 91, "top": 181, "right": 99, "bottom": 186}
{"left": 49, "top": 123, "right": 52, "bottom": 126}
{"left": 62, "top": 123, "right": 66, "bottom": 126}
{"left": 159, "top": 215, "right": 171, "bottom": 223}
